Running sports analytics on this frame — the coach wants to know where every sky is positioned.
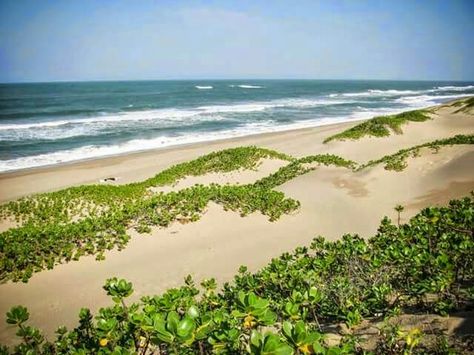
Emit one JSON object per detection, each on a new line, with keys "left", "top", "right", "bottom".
{"left": 0, "top": 0, "right": 473, "bottom": 83}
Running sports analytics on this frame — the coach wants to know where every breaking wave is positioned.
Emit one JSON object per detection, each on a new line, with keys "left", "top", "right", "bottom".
{"left": 195, "top": 86, "right": 213, "bottom": 90}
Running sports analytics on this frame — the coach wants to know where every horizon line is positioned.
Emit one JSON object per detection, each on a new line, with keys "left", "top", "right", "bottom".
{"left": 2, "top": 77, "right": 474, "bottom": 85}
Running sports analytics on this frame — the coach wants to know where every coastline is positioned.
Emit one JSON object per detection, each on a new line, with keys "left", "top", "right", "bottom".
{"left": 0, "top": 98, "right": 469, "bottom": 202}
{"left": 1, "top": 92, "right": 471, "bottom": 176}
{"left": 0, "top": 120, "right": 358, "bottom": 202}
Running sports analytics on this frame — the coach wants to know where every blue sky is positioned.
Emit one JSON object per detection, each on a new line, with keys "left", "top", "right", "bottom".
{"left": 0, "top": 0, "right": 473, "bottom": 82}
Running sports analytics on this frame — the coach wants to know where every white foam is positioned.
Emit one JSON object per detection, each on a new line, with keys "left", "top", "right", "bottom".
{"left": 0, "top": 125, "right": 101, "bottom": 141}
{"left": 333, "top": 86, "right": 474, "bottom": 98}
{"left": 197, "top": 103, "right": 271, "bottom": 113}
{"left": 0, "top": 97, "right": 354, "bottom": 132}
{"left": 237, "top": 85, "right": 263, "bottom": 89}
{"left": 195, "top": 85, "right": 213, "bottom": 90}
{"left": 0, "top": 120, "right": 73, "bottom": 130}
{"left": 434, "top": 85, "right": 474, "bottom": 91}
{"left": 273, "top": 98, "right": 350, "bottom": 107}
{"left": 0, "top": 103, "right": 427, "bottom": 173}
{"left": 337, "top": 89, "right": 422, "bottom": 98}
{"left": 395, "top": 93, "right": 472, "bottom": 107}
{"left": 0, "top": 109, "right": 199, "bottom": 131}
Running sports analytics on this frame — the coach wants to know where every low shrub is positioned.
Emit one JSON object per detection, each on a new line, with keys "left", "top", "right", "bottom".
{"left": 1, "top": 195, "right": 473, "bottom": 354}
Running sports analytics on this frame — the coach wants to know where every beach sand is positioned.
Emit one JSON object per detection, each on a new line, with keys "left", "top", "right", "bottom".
{"left": 0, "top": 102, "right": 473, "bottom": 344}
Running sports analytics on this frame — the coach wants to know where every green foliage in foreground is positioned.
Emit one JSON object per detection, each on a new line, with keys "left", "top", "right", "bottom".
{"left": 0, "top": 147, "right": 356, "bottom": 283}
{"left": 358, "top": 134, "right": 474, "bottom": 172}
{"left": 2, "top": 195, "right": 473, "bottom": 354}
{"left": 323, "top": 110, "right": 431, "bottom": 143}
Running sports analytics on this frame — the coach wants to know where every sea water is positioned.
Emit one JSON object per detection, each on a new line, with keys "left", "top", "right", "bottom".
{"left": 0, "top": 80, "right": 473, "bottom": 172}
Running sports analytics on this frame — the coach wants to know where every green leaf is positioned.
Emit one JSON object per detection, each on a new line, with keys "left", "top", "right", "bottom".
{"left": 187, "top": 305, "right": 199, "bottom": 319}
{"left": 250, "top": 330, "right": 262, "bottom": 348}
{"left": 177, "top": 317, "right": 195, "bottom": 339}
{"left": 282, "top": 321, "right": 292, "bottom": 339}
{"left": 167, "top": 311, "right": 180, "bottom": 334}
{"left": 6, "top": 306, "right": 29, "bottom": 325}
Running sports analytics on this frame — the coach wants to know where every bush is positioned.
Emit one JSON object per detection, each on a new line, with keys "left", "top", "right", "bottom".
{"left": 2, "top": 195, "right": 473, "bottom": 354}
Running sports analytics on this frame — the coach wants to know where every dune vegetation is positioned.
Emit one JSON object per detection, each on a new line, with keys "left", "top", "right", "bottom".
{"left": 357, "top": 134, "right": 474, "bottom": 172}
{"left": 1, "top": 134, "right": 474, "bottom": 283}
{"left": 0, "top": 148, "right": 357, "bottom": 283}
{"left": 452, "top": 96, "right": 474, "bottom": 113}
{"left": 1, "top": 195, "right": 473, "bottom": 354}
{"left": 323, "top": 110, "right": 431, "bottom": 143}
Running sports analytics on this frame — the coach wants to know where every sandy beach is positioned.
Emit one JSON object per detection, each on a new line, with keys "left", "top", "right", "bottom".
{"left": 0, "top": 101, "right": 473, "bottom": 344}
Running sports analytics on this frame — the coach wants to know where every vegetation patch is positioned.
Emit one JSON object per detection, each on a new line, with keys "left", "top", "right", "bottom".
{"left": 144, "top": 146, "right": 293, "bottom": 188}
{"left": 0, "top": 147, "right": 293, "bottom": 226}
{"left": 323, "top": 110, "right": 431, "bottom": 143}
{"left": 1, "top": 134, "right": 472, "bottom": 282}
{"left": 255, "top": 154, "right": 358, "bottom": 190}
{"left": 1, "top": 195, "right": 473, "bottom": 354}
{"left": 0, "top": 147, "right": 357, "bottom": 283}
{"left": 453, "top": 96, "right": 474, "bottom": 113}
{"left": 297, "top": 154, "right": 357, "bottom": 170}
{"left": 358, "top": 134, "right": 474, "bottom": 172}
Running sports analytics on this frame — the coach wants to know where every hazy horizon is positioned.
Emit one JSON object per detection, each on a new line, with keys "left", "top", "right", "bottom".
{"left": 3, "top": 78, "right": 474, "bottom": 85}
{"left": 1, "top": 0, "right": 473, "bottom": 83}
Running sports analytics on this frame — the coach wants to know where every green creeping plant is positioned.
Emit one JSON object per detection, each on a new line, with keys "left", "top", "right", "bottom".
{"left": 3, "top": 134, "right": 469, "bottom": 282}
{"left": 250, "top": 331, "right": 293, "bottom": 355}
{"left": 323, "top": 109, "right": 431, "bottom": 143}
{"left": 357, "top": 134, "right": 474, "bottom": 172}
{"left": 281, "top": 321, "right": 324, "bottom": 354}
{"left": 452, "top": 96, "right": 474, "bottom": 113}
{"left": 297, "top": 155, "right": 357, "bottom": 170}
{"left": 231, "top": 291, "right": 277, "bottom": 329}
{"left": 0, "top": 146, "right": 358, "bottom": 283}
{"left": 2, "top": 195, "right": 473, "bottom": 354}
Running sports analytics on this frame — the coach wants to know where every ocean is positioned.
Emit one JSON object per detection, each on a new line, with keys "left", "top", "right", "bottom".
{"left": 0, "top": 80, "right": 473, "bottom": 173}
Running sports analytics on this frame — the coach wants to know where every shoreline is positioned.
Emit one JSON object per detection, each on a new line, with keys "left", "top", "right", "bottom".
{"left": 0, "top": 119, "right": 360, "bottom": 177}
{"left": 3, "top": 97, "right": 469, "bottom": 179}
{"left": 0, "top": 119, "right": 358, "bottom": 202}
{"left": 1, "top": 98, "right": 468, "bottom": 202}
{"left": 3, "top": 95, "right": 471, "bottom": 177}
